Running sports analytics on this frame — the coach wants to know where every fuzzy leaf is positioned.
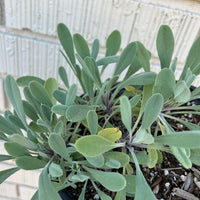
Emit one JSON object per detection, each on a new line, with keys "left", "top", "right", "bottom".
{"left": 23, "top": 101, "right": 39, "bottom": 121}
{"left": 147, "top": 149, "right": 158, "bottom": 168}
{"left": 119, "top": 72, "right": 156, "bottom": 90}
{"left": 142, "top": 93, "right": 163, "bottom": 129}
{"left": 156, "top": 25, "right": 174, "bottom": 69}
{"left": 86, "top": 155, "right": 104, "bottom": 168}
{"left": 190, "top": 149, "right": 200, "bottom": 166}
{"left": 48, "top": 133, "right": 69, "bottom": 160}
{"left": 17, "top": 76, "right": 45, "bottom": 87}
{"left": 104, "top": 152, "right": 130, "bottom": 168}
{"left": 39, "top": 166, "right": 62, "bottom": 200}
{"left": 106, "top": 30, "right": 121, "bottom": 56}
{"left": 16, "top": 156, "right": 46, "bottom": 170}
{"left": 4, "top": 142, "right": 29, "bottom": 157}
{"left": 65, "top": 84, "right": 77, "bottom": 106}
{"left": 120, "top": 96, "right": 132, "bottom": 133}
{"left": 0, "top": 115, "right": 21, "bottom": 135}
{"left": 155, "top": 131, "right": 200, "bottom": 148}
{"left": 114, "top": 42, "right": 137, "bottom": 75}
{"left": 174, "top": 81, "right": 191, "bottom": 103}
{"left": 152, "top": 68, "right": 175, "bottom": 101}
{"left": 181, "top": 36, "right": 200, "bottom": 79}
{"left": 98, "top": 128, "right": 122, "bottom": 142}
{"left": 73, "top": 33, "right": 90, "bottom": 59}
{"left": 124, "top": 174, "right": 136, "bottom": 194}
{"left": 4, "top": 75, "right": 27, "bottom": 127}
{"left": 58, "top": 66, "right": 69, "bottom": 88}
{"left": 66, "top": 105, "right": 92, "bottom": 122}
{"left": 49, "top": 163, "right": 63, "bottom": 177}
{"left": 57, "top": 23, "right": 75, "bottom": 66}
{"left": 52, "top": 105, "right": 68, "bottom": 116}
{"left": 0, "top": 167, "right": 20, "bottom": 184}
{"left": 29, "top": 81, "right": 52, "bottom": 107}
{"left": 171, "top": 147, "right": 192, "bottom": 169}
{"left": 86, "top": 167, "right": 126, "bottom": 192}
{"left": 87, "top": 110, "right": 98, "bottom": 135}
{"left": 97, "top": 56, "right": 119, "bottom": 66}
{"left": 75, "top": 135, "right": 123, "bottom": 157}
{"left": 44, "top": 78, "right": 58, "bottom": 105}
{"left": 0, "top": 154, "right": 14, "bottom": 161}
{"left": 136, "top": 41, "right": 150, "bottom": 72}
{"left": 53, "top": 90, "right": 66, "bottom": 105}
{"left": 8, "top": 134, "right": 37, "bottom": 150}
{"left": 91, "top": 39, "right": 99, "bottom": 60}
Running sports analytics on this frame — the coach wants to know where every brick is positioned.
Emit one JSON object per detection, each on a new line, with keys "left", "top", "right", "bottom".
{"left": 4, "top": 0, "right": 200, "bottom": 63}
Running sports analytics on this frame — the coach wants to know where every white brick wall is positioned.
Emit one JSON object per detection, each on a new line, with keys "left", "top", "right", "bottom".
{"left": 0, "top": 0, "right": 200, "bottom": 199}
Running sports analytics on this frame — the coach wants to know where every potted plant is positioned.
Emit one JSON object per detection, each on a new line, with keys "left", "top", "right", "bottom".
{"left": 0, "top": 23, "right": 200, "bottom": 200}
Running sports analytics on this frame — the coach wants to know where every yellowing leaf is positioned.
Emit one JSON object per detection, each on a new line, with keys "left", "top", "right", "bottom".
{"left": 158, "top": 122, "right": 166, "bottom": 135}
{"left": 147, "top": 149, "right": 158, "bottom": 168}
{"left": 125, "top": 86, "right": 137, "bottom": 95}
{"left": 98, "top": 128, "right": 122, "bottom": 142}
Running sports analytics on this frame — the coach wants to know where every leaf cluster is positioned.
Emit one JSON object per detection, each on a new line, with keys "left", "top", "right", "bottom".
{"left": 1, "top": 24, "right": 200, "bottom": 200}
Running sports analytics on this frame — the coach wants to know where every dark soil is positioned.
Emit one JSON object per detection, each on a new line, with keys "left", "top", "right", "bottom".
{"left": 61, "top": 100, "right": 200, "bottom": 200}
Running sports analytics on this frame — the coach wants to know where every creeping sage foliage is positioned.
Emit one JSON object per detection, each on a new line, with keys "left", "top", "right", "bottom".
{"left": 1, "top": 23, "right": 200, "bottom": 200}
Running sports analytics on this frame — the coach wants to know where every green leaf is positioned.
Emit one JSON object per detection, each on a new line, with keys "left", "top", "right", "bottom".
{"left": 87, "top": 110, "right": 98, "bottom": 135}
{"left": 48, "top": 133, "right": 69, "bottom": 160}
{"left": 181, "top": 36, "right": 200, "bottom": 79}
{"left": 170, "top": 57, "right": 177, "bottom": 72}
{"left": 142, "top": 93, "right": 163, "bottom": 129}
{"left": 53, "top": 90, "right": 66, "bottom": 105}
{"left": 155, "top": 131, "right": 200, "bottom": 148}
{"left": 23, "top": 87, "right": 42, "bottom": 116}
{"left": 105, "top": 158, "right": 121, "bottom": 169}
{"left": 4, "top": 75, "right": 27, "bottom": 127}
{"left": 190, "top": 149, "right": 200, "bottom": 166}
{"left": 91, "top": 39, "right": 99, "bottom": 60}
{"left": 73, "top": 33, "right": 90, "bottom": 59}
{"left": 75, "top": 135, "right": 124, "bottom": 157}
{"left": 31, "top": 190, "right": 39, "bottom": 200}
{"left": 70, "top": 174, "right": 89, "bottom": 182}
{"left": 39, "top": 166, "right": 62, "bottom": 200}
{"left": 8, "top": 114, "right": 26, "bottom": 130}
{"left": 0, "top": 167, "right": 20, "bottom": 184}
{"left": 23, "top": 101, "right": 39, "bottom": 121}
{"left": 97, "top": 55, "right": 120, "bottom": 66}
{"left": 133, "top": 128, "right": 154, "bottom": 144}
{"left": 66, "top": 105, "right": 92, "bottom": 122}
{"left": 58, "top": 66, "right": 69, "bottom": 88}
{"left": 78, "top": 181, "right": 87, "bottom": 200}
{"left": 52, "top": 105, "right": 68, "bottom": 116}
{"left": 174, "top": 81, "right": 191, "bottom": 103}
{"left": 136, "top": 41, "right": 150, "bottom": 72}
{"left": 16, "top": 156, "right": 46, "bottom": 170}
{"left": 147, "top": 149, "right": 158, "bottom": 168}
{"left": 171, "top": 147, "right": 192, "bottom": 169}
{"left": 120, "top": 96, "right": 132, "bottom": 133}
{"left": 57, "top": 23, "right": 75, "bottom": 66}
{"left": 114, "top": 42, "right": 137, "bottom": 75}
{"left": 114, "top": 190, "right": 126, "bottom": 200}
{"left": 65, "top": 84, "right": 77, "bottom": 106}
{"left": 54, "top": 121, "right": 64, "bottom": 135}
{"left": 104, "top": 152, "right": 130, "bottom": 168}
{"left": 4, "top": 142, "right": 29, "bottom": 157}
{"left": 131, "top": 150, "right": 157, "bottom": 200}
{"left": 152, "top": 68, "right": 175, "bottom": 101}
{"left": 9, "top": 134, "right": 37, "bottom": 150}
{"left": 124, "top": 174, "right": 136, "bottom": 194}
{"left": 0, "top": 115, "right": 21, "bottom": 135}
{"left": 86, "top": 155, "right": 104, "bottom": 168}
{"left": 76, "top": 54, "right": 102, "bottom": 88}
{"left": 29, "top": 81, "right": 52, "bottom": 107}
{"left": 156, "top": 25, "right": 174, "bottom": 69}
{"left": 86, "top": 167, "right": 126, "bottom": 192}
{"left": 44, "top": 78, "right": 58, "bottom": 105}
{"left": 0, "top": 154, "right": 14, "bottom": 161}
{"left": 17, "top": 76, "right": 45, "bottom": 87}
{"left": 49, "top": 162, "right": 63, "bottom": 177}
{"left": 106, "top": 30, "right": 121, "bottom": 56}
{"left": 119, "top": 72, "right": 156, "bottom": 90}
